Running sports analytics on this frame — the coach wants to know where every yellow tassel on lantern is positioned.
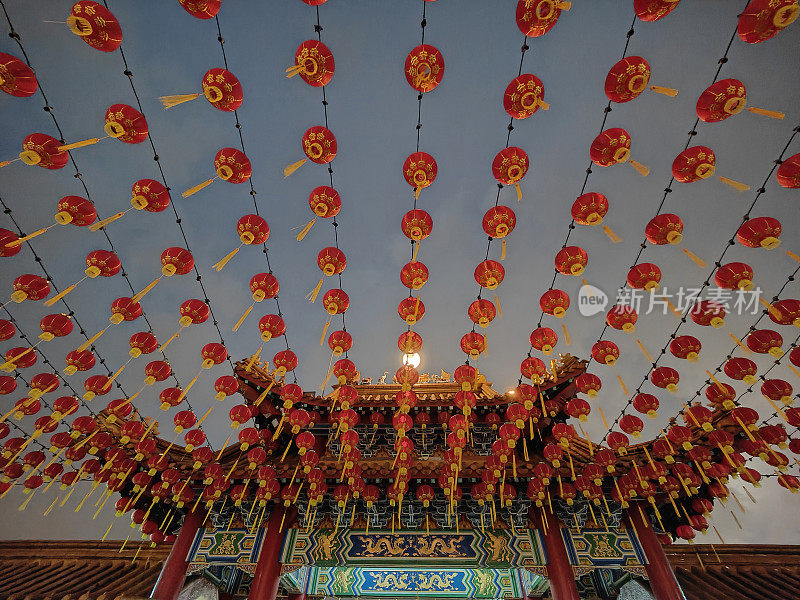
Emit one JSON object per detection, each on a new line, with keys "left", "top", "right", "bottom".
{"left": 306, "top": 278, "right": 324, "bottom": 303}
{"left": 89, "top": 211, "right": 127, "bottom": 232}
{"left": 494, "top": 294, "right": 502, "bottom": 318}
{"left": 182, "top": 178, "right": 215, "bottom": 198}
{"left": 629, "top": 160, "right": 649, "bottom": 176}
{"left": 759, "top": 298, "right": 783, "bottom": 321}
{"left": 158, "top": 93, "right": 200, "bottom": 109}
{"left": 58, "top": 138, "right": 103, "bottom": 152}
{"left": 682, "top": 248, "right": 706, "bottom": 267}
{"left": 412, "top": 241, "right": 421, "bottom": 262}
{"left": 44, "top": 282, "right": 79, "bottom": 307}
{"left": 232, "top": 306, "right": 254, "bottom": 332}
{"left": 636, "top": 339, "right": 653, "bottom": 362}
{"left": 501, "top": 239, "right": 507, "bottom": 261}
{"left": 747, "top": 107, "right": 784, "bottom": 119}
{"left": 515, "top": 182, "right": 522, "bottom": 201}
{"left": 76, "top": 327, "right": 108, "bottom": 353}
{"left": 649, "top": 85, "right": 678, "bottom": 97}
{"left": 603, "top": 225, "right": 621, "bottom": 243}
{"left": 617, "top": 374, "right": 629, "bottom": 396}
{"left": 284, "top": 159, "right": 306, "bottom": 178}
{"left": 666, "top": 300, "right": 683, "bottom": 318}
{"left": 786, "top": 250, "right": 800, "bottom": 263}
{"left": 6, "top": 227, "right": 50, "bottom": 247}
{"left": 212, "top": 247, "right": 241, "bottom": 272}
{"left": 598, "top": 406, "right": 609, "bottom": 430}
{"left": 729, "top": 333, "right": 750, "bottom": 353}
{"left": 285, "top": 64, "right": 305, "bottom": 78}
{"left": 719, "top": 177, "right": 750, "bottom": 191}
{"left": 295, "top": 218, "right": 316, "bottom": 242}
{"left": 320, "top": 319, "right": 330, "bottom": 346}
{"left": 131, "top": 278, "right": 161, "bottom": 305}
{"left": 562, "top": 323, "right": 571, "bottom": 345}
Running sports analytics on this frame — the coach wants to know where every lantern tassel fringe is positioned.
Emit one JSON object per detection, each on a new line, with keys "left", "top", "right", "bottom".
{"left": 649, "top": 85, "right": 678, "bottom": 97}
{"left": 89, "top": 210, "right": 128, "bottom": 232}
{"left": 295, "top": 218, "right": 316, "bottom": 242}
{"left": 748, "top": 107, "right": 784, "bottom": 119}
{"left": 562, "top": 323, "right": 571, "bottom": 345}
{"left": 58, "top": 137, "right": 104, "bottom": 152}
{"left": 682, "top": 248, "right": 706, "bottom": 268}
{"left": 131, "top": 278, "right": 161, "bottom": 305}
{"left": 44, "top": 282, "right": 80, "bottom": 307}
{"left": 158, "top": 94, "right": 200, "bottom": 109}
{"left": 182, "top": 178, "right": 215, "bottom": 198}
{"left": 603, "top": 225, "right": 621, "bottom": 243}
{"left": 5, "top": 226, "right": 53, "bottom": 247}
{"left": 629, "top": 160, "right": 649, "bottom": 177}
{"left": 212, "top": 246, "right": 241, "bottom": 272}
{"left": 494, "top": 294, "right": 502, "bottom": 318}
{"left": 232, "top": 305, "right": 254, "bottom": 332}
{"left": 284, "top": 159, "right": 306, "bottom": 178}
{"left": 306, "top": 278, "right": 324, "bottom": 303}
{"left": 320, "top": 319, "right": 330, "bottom": 346}
{"left": 719, "top": 176, "right": 750, "bottom": 191}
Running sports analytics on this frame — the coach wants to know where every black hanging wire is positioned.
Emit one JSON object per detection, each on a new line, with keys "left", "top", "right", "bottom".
{"left": 210, "top": 14, "right": 298, "bottom": 381}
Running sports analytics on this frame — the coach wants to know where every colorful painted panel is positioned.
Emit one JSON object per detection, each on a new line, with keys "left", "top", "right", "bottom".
{"left": 308, "top": 566, "right": 525, "bottom": 598}
{"left": 186, "top": 527, "right": 265, "bottom": 576}
{"left": 281, "top": 528, "right": 546, "bottom": 568}
{"left": 560, "top": 528, "right": 647, "bottom": 568}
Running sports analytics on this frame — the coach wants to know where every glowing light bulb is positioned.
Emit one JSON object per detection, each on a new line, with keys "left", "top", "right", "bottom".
{"left": 402, "top": 353, "right": 421, "bottom": 369}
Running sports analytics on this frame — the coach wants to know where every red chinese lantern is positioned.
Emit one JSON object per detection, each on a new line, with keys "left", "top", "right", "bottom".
{"left": 475, "top": 260, "right": 505, "bottom": 290}
{"left": 620, "top": 414, "right": 644, "bottom": 438}
{"left": 298, "top": 186, "right": 342, "bottom": 241}
{"left": 777, "top": 153, "right": 800, "bottom": 188}
{"left": 0, "top": 320, "right": 14, "bottom": 342}
{"left": 178, "top": 0, "right": 221, "bottom": 18}
{"left": 651, "top": 366, "right": 679, "bottom": 393}
{"left": 285, "top": 40, "right": 335, "bottom": 88}
{"left": 258, "top": 314, "right": 286, "bottom": 342}
{"left": 67, "top": 2, "right": 122, "bottom": 52}
{"left": 530, "top": 327, "right": 557, "bottom": 355}
{"left": 738, "top": 0, "right": 799, "bottom": 44}
{"left": 0, "top": 376, "right": 17, "bottom": 395}
{"left": 520, "top": 356, "right": 547, "bottom": 381}
{"left": 468, "top": 299, "right": 497, "bottom": 328}
{"left": 454, "top": 364, "right": 477, "bottom": 392}
{"left": 645, "top": 213, "right": 683, "bottom": 245}
{"left": 159, "top": 68, "right": 243, "bottom": 112}
{"left": 43, "top": 250, "right": 120, "bottom": 306}
{"left": 232, "top": 272, "right": 280, "bottom": 332}
{"left": 403, "top": 152, "right": 438, "bottom": 198}
{"left": 322, "top": 288, "right": 349, "bottom": 315}
{"left": 591, "top": 340, "right": 619, "bottom": 365}
{"left": 575, "top": 373, "right": 601, "bottom": 398}
{"left": 540, "top": 289, "right": 569, "bottom": 317}
{"left": 211, "top": 215, "right": 270, "bottom": 272}
{"left": 762, "top": 378, "right": 793, "bottom": 405}
{"left": 690, "top": 300, "right": 725, "bottom": 328}
{"left": 9, "top": 274, "right": 50, "bottom": 303}
{"left": 737, "top": 216, "right": 781, "bottom": 249}
{"left": 460, "top": 332, "right": 486, "bottom": 358}
{"left": 308, "top": 247, "right": 347, "bottom": 302}
{"left": 401, "top": 209, "right": 434, "bottom": 243}
{"left": 482, "top": 206, "right": 516, "bottom": 260}
{"left": 715, "top": 262, "right": 755, "bottom": 291}
{"left": 670, "top": 335, "right": 701, "bottom": 362}
{"left": 398, "top": 296, "right": 425, "bottom": 325}
{"left": 2, "top": 133, "right": 67, "bottom": 171}
{"left": 64, "top": 349, "right": 94, "bottom": 375}
{"left": 398, "top": 331, "right": 423, "bottom": 354}
{"left": 184, "top": 147, "right": 252, "bottom": 198}
{"left": 706, "top": 382, "right": 736, "bottom": 410}
{"left": 229, "top": 404, "right": 252, "bottom": 429}
{"left": 0, "top": 230, "right": 20, "bottom": 257}
{"left": 284, "top": 126, "right": 337, "bottom": 178}
{"left": 607, "top": 431, "right": 630, "bottom": 455}
{"left": 0, "top": 52, "right": 37, "bottom": 97}
{"left": 400, "top": 261, "right": 429, "bottom": 290}
{"left": 627, "top": 263, "right": 661, "bottom": 290}
{"left": 605, "top": 56, "right": 676, "bottom": 103}
{"left": 724, "top": 357, "right": 758, "bottom": 383}
{"left": 404, "top": 45, "right": 444, "bottom": 92}
{"left": 273, "top": 350, "right": 298, "bottom": 377}
{"left": 515, "top": 0, "right": 571, "bottom": 37}
{"left": 328, "top": 330, "right": 353, "bottom": 356}
{"left": 4, "top": 196, "right": 98, "bottom": 252}
{"left": 606, "top": 305, "right": 637, "bottom": 332}
{"left": 144, "top": 360, "right": 172, "bottom": 386}
{"left": 566, "top": 397, "right": 591, "bottom": 422}
{"left": 492, "top": 147, "right": 530, "bottom": 201}
{"left": 769, "top": 298, "right": 800, "bottom": 326}
{"left": 633, "top": 0, "right": 682, "bottom": 22}
{"left": 571, "top": 192, "right": 609, "bottom": 226}
{"left": 555, "top": 246, "right": 588, "bottom": 276}
{"left": 38, "top": 314, "right": 74, "bottom": 341}
{"left": 503, "top": 74, "right": 548, "bottom": 119}
{"left": 747, "top": 329, "right": 783, "bottom": 357}
{"left": 590, "top": 128, "right": 649, "bottom": 176}
{"left": 697, "top": 78, "right": 784, "bottom": 123}
{"left": 633, "top": 393, "right": 659, "bottom": 418}
{"left": 60, "top": 104, "right": 147, "bottom": 154}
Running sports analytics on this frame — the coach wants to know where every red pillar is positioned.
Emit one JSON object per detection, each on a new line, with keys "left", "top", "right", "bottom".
{"left": 150, "top": 509, "right": 204, "bottom": 600}
{"left": 625, "top": 503, "right": 686, "bottom": 600}
{"left": 535, "top": 509, "right": 579, "bottom": 600}
{"left": 248, "top": 506, "right": 296, "bottom": 600}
